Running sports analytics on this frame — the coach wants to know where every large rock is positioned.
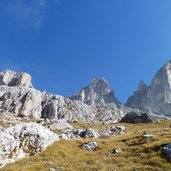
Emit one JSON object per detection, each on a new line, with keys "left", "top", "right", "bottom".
{"left": 0, "top": 123, "right": 59, "bottom": 168}
{"left": 0, "top": 70, "right": 42, "bottom": 119}
{"left": 126, "top": 61, "right": 171, "bottom": 116}
{"left": 75, "top": 128, "right": 100, "bottom": 138}
{"left": 0, "top": 86, "right": 42, "bottom": 119}
{"left": 163, "top": 144, "right": 171, "bottom": 161}
{"left": 82, "top": 142, "right": 97, "bottom": 150}
{"left": 0, "top": 70, "right": 32, "bottom": 88}
{"left": 49, "top": 119, "right": 73, "bottom": 131}
{"left": 120, "top": 110, "right": 169, "bottom": 123}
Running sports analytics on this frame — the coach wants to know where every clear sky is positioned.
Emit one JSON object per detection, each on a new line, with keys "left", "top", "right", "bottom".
{"left": 0, "top": 0, "right": 171, "bottom": 103}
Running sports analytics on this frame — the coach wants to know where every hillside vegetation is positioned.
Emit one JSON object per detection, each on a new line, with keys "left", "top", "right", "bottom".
{"left": 2, "top": 120, "right": 171, "bottom": 171}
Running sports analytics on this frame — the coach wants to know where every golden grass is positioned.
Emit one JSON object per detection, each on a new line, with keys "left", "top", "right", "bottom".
{"left": 2, "top": 121, "right": 171, "bottom": 171}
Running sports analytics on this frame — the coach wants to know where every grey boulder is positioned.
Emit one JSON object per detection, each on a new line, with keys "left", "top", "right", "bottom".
{"left": 49, "top": 119, "right": 73, "bottom": 131}
{"left": 163, "top": 144, "right": 171, "bottom": 161}
{"left": 120, "top": 110, "right": 169, "bottom": 123}
{"left": 82, "top": 142, "right": 97, "bottom": 150}
{"left": 74, "top": 128, "right": 100, "bottom": 139}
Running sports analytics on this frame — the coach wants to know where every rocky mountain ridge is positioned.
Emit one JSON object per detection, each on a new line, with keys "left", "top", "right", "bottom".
{"left": 0, "top": 62, "right": 171, "bottom": 123}
{"left": 0, "top": 70, "right": 129, "bottom": 124}
{"left": 126, "top": 60, "right": 171, "bottom": 116}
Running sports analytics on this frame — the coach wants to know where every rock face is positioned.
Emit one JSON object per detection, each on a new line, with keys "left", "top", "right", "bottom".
{"left": 0, "top": 71, "right": 127, "bottom": 122}
{"left": 41, "top": 93, "right": 94, "bottom": 121}
{"left": 126, "top": 61, "right": 171, "bottom": 116}
{"left": 70, "top": 78, "right": 120, "bottom": 106}
{"left": 120, "top": 110, "right": 169, "bottom": 123}
{"left": 0, "top": 70, "right": 95, "bottom": 121}
{"left": 70, "top": 78, "right": 125, "bottom": 123}
{"left": 0, "top": 123, "right": 59, "bottom": 168}
{"left": 0, "top": 70, "right": 32, "bottom": 88}
{"left": 0, "top": 70, "right": 42, "bottom": 119}
{"left": 0, "top": 85, "right": 42, "bottom": 119}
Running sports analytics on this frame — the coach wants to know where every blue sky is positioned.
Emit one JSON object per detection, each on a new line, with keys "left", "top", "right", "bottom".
{"left": 0, "top": 0, "right": 171, "bottom": 103}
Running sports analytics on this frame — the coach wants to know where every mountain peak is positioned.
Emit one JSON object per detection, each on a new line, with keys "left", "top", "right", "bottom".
{"left": 70, "top": 77, "right": 120, "bottom": 106}
{"left": 89, "top": 78, "right": 110, "bottom": 95}
{"left": 126, "top": 60, "right": 171, "bottom": 116}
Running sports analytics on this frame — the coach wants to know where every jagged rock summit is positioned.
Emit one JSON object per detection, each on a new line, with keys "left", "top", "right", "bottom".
{"left": 70, "top": 78, "right": 128, "bottom": 123}
{"left": 126, "top": 61, "right": 171, "bottom": 116}
{"left": 70, "top": 78, "right": 121, "bottom": 106}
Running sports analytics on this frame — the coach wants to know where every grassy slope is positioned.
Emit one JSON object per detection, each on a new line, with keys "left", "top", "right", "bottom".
{"left": 2, "top": 121, "right": 171, "bottom": 171}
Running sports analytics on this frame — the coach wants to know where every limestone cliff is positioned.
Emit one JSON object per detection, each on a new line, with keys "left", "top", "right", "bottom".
{"left": 126, "top": 61, "right": 171, "bottom": 116}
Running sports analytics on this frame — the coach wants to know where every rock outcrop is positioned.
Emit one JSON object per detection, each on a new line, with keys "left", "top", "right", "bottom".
{"left": 70, "top": 78, "right": 126, "bottom": 123}
{"left": 0, "top": 70, "right": 42, "bottom": 119}
{"left": 0, "top": 123, "right": 59, "bottom": 168}
{"left": 0, "top": 70, "right": 32, "bottom": 88}
{"left": 41, "top": 93, "right": 95, "bottom": 121}
{"left": 0, "top": 71, "right": 123, "bottom": 122}
{"left": 120, "top": 110, "right": 169, "bottom": 123}
{"left": 0, "top": 70, "right": 95, "bottom": 121}
{"left": 126, "top": 61, "right": 171, "bottom": 116}
{"left": 70, "top": 78, "right": 120, "bottom": 106}
{"left": 0, "top": 85, "right": 42, "bottom": 119}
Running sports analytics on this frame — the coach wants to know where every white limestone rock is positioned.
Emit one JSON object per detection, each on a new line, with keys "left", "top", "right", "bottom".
{"left": 0, "top": 85, "right": 42, "bottom": 119}
{"left": 0, "top": 70, "right": 32, "bottom": 88}
{"left": 126, "top": 61, "right": 171, "bottom": 117}
{"left": 70, "top": 78, "right": 125, "bottom": 123}
{"left": 114, "top": 148, "right": 122, "bottom": 154}
{"left": 0, "top": 70, "right": 42, "bottom": 119}
{"left": 82, "top": 142, "right": 97, "bottom": 150}
{"left": 49, "top": 119, "right": 73, "bottom": 131}
{"left": 70, "top": 78, "right": 120, "bottom": 106}
{"left": 41, "top": 93, "right": 95, "bottom": 121}
{"left": 143, "top": 134, "right": 154, "bottom": 138}
{"left": 0, "top": 70, "right": 125, "bottom": 123}
{"left": 0, "top": 122, "right": 59, "bottom": 168}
